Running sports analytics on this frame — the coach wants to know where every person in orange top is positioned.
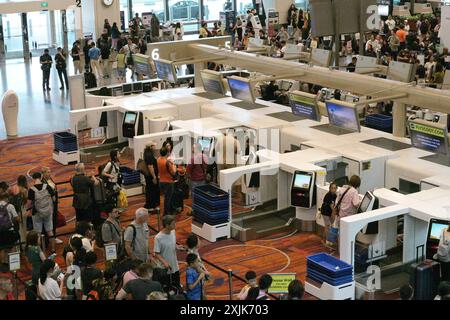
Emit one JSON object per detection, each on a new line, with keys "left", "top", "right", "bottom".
{"left": 396, "top": 25, "right": 407, "bottom": 50}
{"left": 157, "top": 147, "right": 185, "bottom": 215}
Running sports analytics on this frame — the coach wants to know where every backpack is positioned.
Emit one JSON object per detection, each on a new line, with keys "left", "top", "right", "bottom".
{"left": 86, "top": 290, "right": 100, "bottom": 300}
{"left": 30, "top": 184, "right": 53, "bottom": 219}
{"left": 125, "top": 224, "right": 137, "bottom": 252}
{"left": 92, "top": 178, "right": 107, "bottom": 205}
{"left": 0, "top": 203, "right": 13, "bottom": 232}
{"left": 95, "top": 220, "right": 121, "bottom": 249}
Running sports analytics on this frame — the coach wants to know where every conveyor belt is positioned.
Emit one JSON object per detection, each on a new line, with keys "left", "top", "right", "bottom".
{"left": 229, "top": 101, "right": 269, "bottom": 110}
{"left": 267, "top": 111, "right": 306, "bottom": 122}
{"left": 311, "top": 124, "right": 354, "bottom": 136}
{"left": 361, "top": 137, "right": 411, "bottom": 151}
{"left": 192, "top": 92, "right": 226, "bottom": 100}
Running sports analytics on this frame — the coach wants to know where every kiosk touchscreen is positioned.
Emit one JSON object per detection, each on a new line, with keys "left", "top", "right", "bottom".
{"left": 357, "top": 191, "right": 379, "bottom": 234}
{"left": 289, "top": 91, "right": 320, "bottom": 121}
{"left": 154, "top": 59, "right": 177, "bottom": 83}
{"left": 227, "top": 76, "right": 255, "bottom": 104}
{"left": 200, "top": 70, "right": 226, "bottom": 96}
{"left": 409, "top": 120, "right": 449, "bottom": 156}
{"left": 326, "top": 100, "right": 361, "bottom": 133}
{"left": 122, "top": 111, "right": 139, "bottom": 138}
{"left": 426, "top": 219, "right": 450, "bottom": 259}
{"left": 122, "top": 83, "right": 133, "bottom": 96}
{"left": 291, "top": 171, "right": 315, "bottom": 208}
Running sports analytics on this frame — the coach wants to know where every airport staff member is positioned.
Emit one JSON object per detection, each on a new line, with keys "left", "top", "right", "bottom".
{"left": 40, "top": 49, "right": 53, "bottom": 91}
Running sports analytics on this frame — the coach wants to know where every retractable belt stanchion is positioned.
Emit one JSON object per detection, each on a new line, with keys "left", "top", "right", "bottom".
{"left": 228, "top": 269, "right": 233, "bottom": 300}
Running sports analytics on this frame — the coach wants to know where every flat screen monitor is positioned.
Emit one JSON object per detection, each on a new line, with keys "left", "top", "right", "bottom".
{"left": 409, "top": 120, "right": 449, "bottom": 156}
{"left": 200, "top": 70, "right": 226, "bottom": 96}
{"left": 227, "top": 76, "right": 255, "bottom": 103}
{"left": 198, "top": 137, "right": 213, "bottom": 152}
{"left": 122, "top": 83, "right": 133, "bottom": 95}
{"left": 428, "top": 220, "right": 449, "bottom": 241}
{"left": 358, "top": 192, "right": 374, "bottom": 213}
{"left": 133, "top": 82, "right": 143, "bottom": 93}
{"left": 133, "top": 54, "right": 152, "bottom": 76}
{"left": 123, "top": 112, "right": 137, "bottom": 125}
{"left": 112, "top": 86, "right": 123, "bottom": 96}
{"left": 293, "top": 172, "right": 312, "bottom": 190}
{"left": 289, "top": 91, "right": 320, "bottom": 121}
{"left": 279, "top": 80, "right": 292, "bottom": 92}
{"left": 326, "top": 100, "right": 361, "bottom": 132}
{"left": 154, "top": 58, "right": 177, "bottom": 83}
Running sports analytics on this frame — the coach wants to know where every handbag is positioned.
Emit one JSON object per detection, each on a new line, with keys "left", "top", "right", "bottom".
{"left": 117, "top": 189, "right": 128, "bottom": 209}
{"left": 56, "top": 211, "right": 67, "bottom": 229}
{"left": 326, "top": 218, "right": 340, "bottom": 245}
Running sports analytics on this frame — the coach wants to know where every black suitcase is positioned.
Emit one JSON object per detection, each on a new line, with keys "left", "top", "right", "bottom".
{"left": 410, "top": 245, "right": 441, "bottom": 300}
{"left": 84, "top": 72, "right": 97, "bottom": 89}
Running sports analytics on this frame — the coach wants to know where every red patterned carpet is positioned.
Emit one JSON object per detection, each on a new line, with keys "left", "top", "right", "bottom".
{"left": 0, "top": 133, "right": 328, "bottom": 300}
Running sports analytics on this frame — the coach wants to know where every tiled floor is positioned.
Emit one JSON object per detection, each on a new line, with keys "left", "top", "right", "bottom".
{"left": 0, "top": 57, "right": 71, "bottom": 140}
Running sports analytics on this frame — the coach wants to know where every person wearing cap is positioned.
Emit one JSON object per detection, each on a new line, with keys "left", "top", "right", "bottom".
{"left": 124, "top": 208, "right": 150, "bottom": 262}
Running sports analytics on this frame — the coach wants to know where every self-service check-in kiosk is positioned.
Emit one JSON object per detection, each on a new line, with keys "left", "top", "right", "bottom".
{"left": 291, "top": 171, "right": 316, "bottom": 208}
{"left": 426, "top": 218, "right": 450, "bottom": 260}
{"left": 122, "top": 111, "right": 144, "bottom": 138}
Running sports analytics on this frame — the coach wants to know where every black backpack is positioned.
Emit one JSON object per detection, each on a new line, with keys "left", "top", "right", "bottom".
{"left": 0, "top": 203, "right": 13, "bottom": 232}
{"left": 85, "top": 72, "right": 97, "bottom": 89}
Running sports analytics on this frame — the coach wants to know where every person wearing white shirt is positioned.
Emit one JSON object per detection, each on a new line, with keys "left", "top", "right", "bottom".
{"left": 38, "top": 259, "right": 64, "bottom": 300}
{"left": 386, "top": 16, "right": 396, "bottom": 31}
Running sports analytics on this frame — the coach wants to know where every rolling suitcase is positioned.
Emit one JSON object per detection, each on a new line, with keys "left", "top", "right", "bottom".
{"left": 410, "top": 245, "right": 441, "bottom": 300}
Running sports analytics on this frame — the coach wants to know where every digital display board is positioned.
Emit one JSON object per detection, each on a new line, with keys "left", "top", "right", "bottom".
{"left": 154, "top": 59, "right": 177, "bottom": 83}
{"left": 289, "top": 91, "right": 320, "bottom": 121}
{"left": 409, "top": 120, "right": 449, "bottom": 155}
{"left": 326, "top": 100, "right": 360, "bottom": 132}
{"left": 200, "top": 70, "right": 226, "bottom": 95}
{"left": 227, "top": 76, "right": 255, "bottom": 103}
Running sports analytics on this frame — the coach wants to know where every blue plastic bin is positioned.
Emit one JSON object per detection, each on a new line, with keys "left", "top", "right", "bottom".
{"left": 306, "top": 253, "right": 353, "bottom": 278}
{"left": 120, "top": 166, "right": 141, "bottom": 185}
{"left": 307, "top": 269, "right": 353, "bottom": 286}
{"left": 365, "top": 114, "right": 393, "bottom": 133}
{"left": 54, "top": 132, "right": 78, "bottom": 152}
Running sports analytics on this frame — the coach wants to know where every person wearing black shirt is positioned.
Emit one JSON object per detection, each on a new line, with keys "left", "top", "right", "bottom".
{"left": 83, "top": 41, "right": 91, "bottom": 72}
{"left": 263, "top": 80, "right": 279, "bottom": 101}
{"left": 81, "top": 252, "right": 103, "bottom": 298}
{"left": 104, "top": 19, "right": 112, "bottom": 37}
{"left": 71, "top": 163, "right": 96, "bottom": 223}
{"left": 97, "top": 32, "right": 111, "bottom": 79}
{"left": 55, "top": 47, "right": 69, "bottom": 90}
{"left": 143, "top": 143, "right": 160, "bottom": 210}
{"left": 346, "top": 57, "right": 357, "bottom": 72}
{"left": 71, "top": 41, "right": 83, "bottom": 75}
{"left": 320, "top": 182, "right": 337, "bottom": 243}
{"left": 40, "top": 49, "right": 53, "bottom": 91}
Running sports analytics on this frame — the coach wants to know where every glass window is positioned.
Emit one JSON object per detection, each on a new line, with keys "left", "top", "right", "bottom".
{"left": 203, "top": 0, "right": 233, "bottom": 22}
{"left": 133, "top": 0, "right": 165, "bottom": 23}
{"left": 2, "top": 13, "right": 23, "bottom": 57}
{"left": 27, "top": 11, "right": 50, "bottom": 50}
{"left": 295, "top": 0, "right": 309, "bottom": 10}
{"left": 169, "top": 0, "right": 199, "bottom": 33}
{"left": 236, "top": 0, "right": 253, "bottom": 16}
{"left": 120, "top": 0, "right": 130, "bottom": 30}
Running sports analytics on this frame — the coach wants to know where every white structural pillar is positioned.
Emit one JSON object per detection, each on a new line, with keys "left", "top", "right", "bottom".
{"left": 49, "top": 10, "right": 57, "bottom": 47}
{"left": 392, "top": 102, "right": 407, "bottom": 138}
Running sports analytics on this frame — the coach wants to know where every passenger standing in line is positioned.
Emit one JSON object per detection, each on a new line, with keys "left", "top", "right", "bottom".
{"left": 143, "top": 143, "right": 160, "bottom": 211}
{"left": 186, "top": 143, "right": 208, "bottom": 191}
{"left": 71, "top": 163, "right": 96, "bottom": 223}
{"left": 55, "top": 47, "right": 69, "bottom": 90}
{"left": 41, "top": 167, "right": 62, "bottom": 245}
{"left": 124, "top": 208, "right": 150, "bottom": 262}
{"left": 88, "top": 42, "right": 102, "bottom": 79}
{"left": 157, "top": 147, "right": 177, "bottom": 216}
{"left": 71, "top": 41, "right": 83, "bottom": 75}
{"left": 40, "top": 49, "right": 53, "bottom": 91}
{"left": 116, "top": 47, "right": 126, "bottom": 82}
{"left": 8, "top": 175, "right": 28, "bottom": 243}
{"left": 154, "top": 215, "right": 184, "bottom": 288}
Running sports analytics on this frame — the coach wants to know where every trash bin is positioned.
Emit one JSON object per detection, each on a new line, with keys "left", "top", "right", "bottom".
{"left": 1, "top": 90, "right": 19, "bottom": 138}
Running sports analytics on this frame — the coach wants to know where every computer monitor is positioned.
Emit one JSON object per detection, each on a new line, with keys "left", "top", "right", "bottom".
{"left": 198, "top": 137, "right": 213, "bottom": 152}
{"left": 154, "top": 58, "right": 177, "bottom": 83}
{"left": 409, "top": 119, "right": 449, "bottom": 156}
{"left": 133, "top": 82, "right": 143, "bottom": 93}
{"left": 122, "top": 83, "right": 133, "bottom": 95}
{"left": 200, "top": 70, "right": 226, "bottom": 96}
{"left": 133, "top": 54, "right": 152, "bottom": 76}
{"left": 289, "top": 91, "right": 320, "bottom": 121}
{"left": 123, "top": 112, "right": 137, "bottom": 125}
{"left": 357, "top": 191, "right": 379, "bottom": 234}
{"left": 293, "top": 172, "right": 312, "bottom": 190}
{"left": 279, "top": 80, "right": 292, "bottom": 92}
{"left": 227, "top": 76, "right": 255, "bottom": 103}
{"left": 428, "top": 220, "right": 449, "bottom": 241}
{"left": 326, "top": 100, "right": 361, "bottom": 132}
{"left": 112, "top": 86, "right": 123, "bottom": 97}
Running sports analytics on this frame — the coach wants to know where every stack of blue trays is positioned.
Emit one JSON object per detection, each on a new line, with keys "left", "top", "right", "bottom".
{"left": 192, "top": 184, "right": 229, "bottom": 226}
{"left": 53, "top": 132, "right": 77, "bottom": 153}
{"left": 120, "top": 166, "right": 141, "bottom": 185}
{"left": 307, "top": 253, "right": 353, "bottom": 286}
